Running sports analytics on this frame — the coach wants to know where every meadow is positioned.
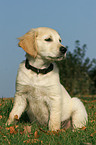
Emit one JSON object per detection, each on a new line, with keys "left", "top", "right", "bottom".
{"left": 0, "top": 96, "right": 96, "bottom": 145}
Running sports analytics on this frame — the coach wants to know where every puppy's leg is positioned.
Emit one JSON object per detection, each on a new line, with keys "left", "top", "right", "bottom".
{"left": 6, "top": 93, "right": 27, "bottom": 125}
{"left": 71, "top": 97, "right": 88, "bottom": 129}
{"left": 49, "top": 98, "right": 61, "bottom": 131}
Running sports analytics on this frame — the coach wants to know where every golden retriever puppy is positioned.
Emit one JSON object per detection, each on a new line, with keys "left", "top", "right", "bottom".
{"left": 6, "top": 27, "right": 88, "bottom": 131}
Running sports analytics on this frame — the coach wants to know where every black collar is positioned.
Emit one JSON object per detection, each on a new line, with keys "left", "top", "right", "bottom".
{"left": 25, "top": 59, "right": 53, "bottom": 75}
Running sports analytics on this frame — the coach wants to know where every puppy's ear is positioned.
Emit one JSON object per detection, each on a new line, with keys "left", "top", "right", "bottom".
{"left": 18, "top": 30, "right": 37, "bottom": 58}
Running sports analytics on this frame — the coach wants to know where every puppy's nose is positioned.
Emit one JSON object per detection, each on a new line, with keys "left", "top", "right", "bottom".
{"left": 60, "top": 46, "right": 67, "bottom": 54}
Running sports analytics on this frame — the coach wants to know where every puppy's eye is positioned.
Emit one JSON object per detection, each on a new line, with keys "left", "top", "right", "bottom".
{"left": 59, "top": 39, "right": 62, "bottom": 43}
{"left": 45, "top": 38, "right": 52, "bottom": 42}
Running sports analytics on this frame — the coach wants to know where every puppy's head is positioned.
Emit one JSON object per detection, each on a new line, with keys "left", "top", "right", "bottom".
{"left": 18, "top": 27, "right": 67, "bottom": 61}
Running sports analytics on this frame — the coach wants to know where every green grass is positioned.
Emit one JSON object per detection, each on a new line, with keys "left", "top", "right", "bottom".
{"left": 0, "top": 96, "right": 96, "bottom": 145}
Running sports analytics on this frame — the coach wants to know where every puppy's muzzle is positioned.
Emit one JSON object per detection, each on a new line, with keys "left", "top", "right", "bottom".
{"left": 60, "top": 46, "right": 67, "bottom": 54}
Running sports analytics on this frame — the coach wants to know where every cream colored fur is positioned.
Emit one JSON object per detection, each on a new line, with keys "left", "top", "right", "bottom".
{"left": 6, "top": 27, "right": 88, "bottom": 131}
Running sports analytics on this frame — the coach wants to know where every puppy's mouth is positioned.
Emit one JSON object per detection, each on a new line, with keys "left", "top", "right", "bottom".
{"left": 48, "top": 53, "right": 66, "bottom": 61}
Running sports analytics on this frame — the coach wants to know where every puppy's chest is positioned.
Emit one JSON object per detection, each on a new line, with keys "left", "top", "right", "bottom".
{"left": 22, "top": 85, "right": 51, "bottom": 107}
{"left": 17, "top": 66, "right": 59, "bottom": 100}
{"left": 30, "top": 85, "right": 48, "bottom": 98}
{"left": 23, "top": 76, "right": 51, "bottom": 100}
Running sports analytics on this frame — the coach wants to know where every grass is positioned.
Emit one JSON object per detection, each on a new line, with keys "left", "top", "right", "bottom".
{"left": 0, "top": 96, "right": 96, "bottom": 145}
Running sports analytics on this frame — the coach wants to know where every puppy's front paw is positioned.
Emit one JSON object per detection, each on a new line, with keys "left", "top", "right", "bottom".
{"left": 49, "top": 120, "right": 60, "bottom": 131}
{"left": 6, "top": 118, "right": 12, "bottom": 126}
{"left": 6, "top": 115, "right": 16, "bottom": 126}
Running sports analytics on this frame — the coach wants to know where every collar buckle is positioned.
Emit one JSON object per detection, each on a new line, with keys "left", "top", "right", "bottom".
{"left": 37, "top": 69, "right": 40, "bottom": 74}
